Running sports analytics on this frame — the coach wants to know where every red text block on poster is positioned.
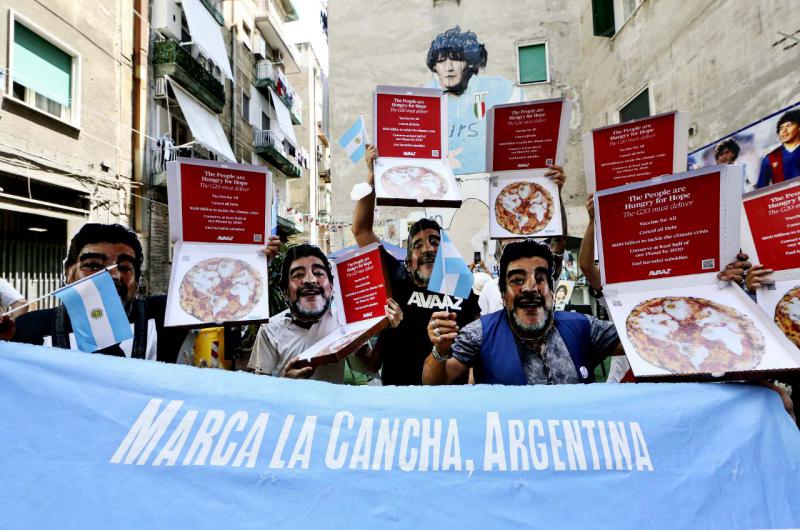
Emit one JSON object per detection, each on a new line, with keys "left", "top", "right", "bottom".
{"left": 744, "top": 185, "right": 800, "bottom": 271}
{"left": 598, "top": 172, "right": 721, "bottom": 284}
{"left": 376, "top": 93, "right": 442, "bottom": 159}
{"left": 337, "top": 247, "right": 389, "bottom": 323}
{"left": 592, "top": 113, "right": 676, "bottom": 191}
{"left": 180, "top": 164, "right": 267, "bottom": 245}
{"left": 491, "top": 100, "right": 564, "bottom": 171}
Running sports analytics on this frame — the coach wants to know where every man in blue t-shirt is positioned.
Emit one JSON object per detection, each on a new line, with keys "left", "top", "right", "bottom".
{"left": 756, "top": 109, "right": 800, "bottom": 188}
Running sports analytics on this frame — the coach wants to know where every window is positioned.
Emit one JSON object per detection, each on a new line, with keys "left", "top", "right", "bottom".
{"left": 261, "top": 112, "right": 270, "bottom": 131}
{"left": 9, "top": 16, "right": 80, "bottom": 126}
{"left": 242, "top": 21, "right": 252, "bottom": 50}
{"left": 619, "top": 88, "right": 650, "bottom": 123}
{"left": 613, "top": 0, "right": 645, "bottom": 33}
{"left": 242, "top": 92, "right": 250, "bottom": 121}
{"left": 516, "top": 41, "right": 549, "bottom": 84}
{"left": 591, "top": 0, "right": 615, "bottom": 37}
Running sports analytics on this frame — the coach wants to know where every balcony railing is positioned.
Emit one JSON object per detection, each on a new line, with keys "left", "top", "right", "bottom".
{"left": 255, "top": 60, "right": 302, "bottom": 125}
{"left": 253, "top": 128, "right": 302, "bottom": 178}
{"left": 152, "top": 39, "right": 225, "bottom": 113}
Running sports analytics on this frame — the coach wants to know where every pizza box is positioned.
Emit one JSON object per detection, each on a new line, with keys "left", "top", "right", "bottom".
{"left": 485, "top": 97, "right": 572, "bottom": 173}
{"left": 373, "top": 85, "right": 461, "bottom": 208}
{"left": 594, "top": 164, "right": 800, "bottom": 381}
{"left": 488, "top": 171, "right": 563, "bottom": 238}
{"left": 165, "top": 158, "right": 273, "bottom": 328}
{"left": 584, "top": 111, "right": 689, "bottom": 193}
{"left": 740, "top": 179, "right": 800, "bottom": 348}
{"left": 296, "top": 242, "right": 392, "bottom": 367}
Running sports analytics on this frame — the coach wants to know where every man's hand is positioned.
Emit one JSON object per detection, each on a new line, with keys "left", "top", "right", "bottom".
{"left": 0, "top": 315, "right": 15, "bottom": 341}
{"left": 428, "top": 311, "right": 458, "bottom": 355}
{"left": 585, "top": 193, "right": 595, "bottom": 222}
{"left": 545, "top": 164, "right": 566, "bottom": 190}
{"left": 365, "top": 144, "right": 377, "bottom": 185}
{"left": 260, "top": 235, "right": 282, "bottom": 265}
{"left": 385, "top": 298, "right": 403, "bottom": 328}
{"left": 745, "top": 264, "right": 775, "bottom": 292}
{"left": 718, "top": 253, "right": 751, "bottom": 284}
{"left": 281, "top": 358, "right": 315, "bottom": 379}
{"left": 757, "top": 381, "right": 796, "bottom": 423}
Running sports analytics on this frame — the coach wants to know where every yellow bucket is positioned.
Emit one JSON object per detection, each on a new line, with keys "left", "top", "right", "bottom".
{"left": 193, "top": 327, "right": 226, "bottom": 369}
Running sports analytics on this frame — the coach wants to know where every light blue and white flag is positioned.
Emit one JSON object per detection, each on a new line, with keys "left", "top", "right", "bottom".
{"left": 428, "top": 229, "right": 473, "bottom": 300}
{"left": 53, "top": 269, "right": 133, "bottom": 352}
{"left": 270, "top": 191, "right": 279, "bottom": 236}
{"left": 338, "top": 115, "right": 368, "bottom": 163}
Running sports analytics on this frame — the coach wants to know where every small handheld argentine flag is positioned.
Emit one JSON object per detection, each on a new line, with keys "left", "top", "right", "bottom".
{"left": 270, "top": 191, "right": 279, "bottom": 236}
{"left": 428, "top": 229, "right": 474, "bottom": 300}
{"left": 53, "top": 268, "right": 133, "bottom": 353}
{"left": 338, "top": 115, "right": 368, "bottom": 163}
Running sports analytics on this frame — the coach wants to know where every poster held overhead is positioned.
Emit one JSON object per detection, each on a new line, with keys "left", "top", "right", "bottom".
{"left": 584, "top": 111, "right": 689, "bottom": 193}
{"left": 373, "top": 86, "right": 461, "bottom": 208}
{"left": 165, "top": 158, "right": 272, "bottom": 327}
{"left": 486, "top": 98, "right": 572, "bottom": 239}
{"left": 594, "top": 164, "right": 800, "bottom": 380}
{"left": 296, "top": 243, "right": 392, "bottom": 367}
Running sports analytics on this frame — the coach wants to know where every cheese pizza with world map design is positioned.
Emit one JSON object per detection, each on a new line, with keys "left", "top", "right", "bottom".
{"left": 494, "top": 181, "right": 554, "bottom": 235}
{"left": 775, "top": 285, "right": 800, "bottom": 348}
{"left": 625, "top": 297, "right": 766, "bottom": 373}
{"left": 179, "top": 257, "right": 263, "bottom": 322}
{"left": 380, "top": 165, "right": 448, "bottom": 201}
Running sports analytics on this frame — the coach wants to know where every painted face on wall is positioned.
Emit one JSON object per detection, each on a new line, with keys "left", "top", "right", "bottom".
{"left": 779, "top": 121, "right": 800, "bottom": 145}
{"left": 433, "top": 53, "right": 468, "bottom": 92}
{"left": 502, "top": 256, "right": 555, "bottom": 336}
{"left": 286, "top": 256, "right": 333, "bottom": 322}
{"left": 407, "top": 227, "right": 440, "bottom": 287}
{"left": 714, "top": 148, "right": 737, "bottom": 165}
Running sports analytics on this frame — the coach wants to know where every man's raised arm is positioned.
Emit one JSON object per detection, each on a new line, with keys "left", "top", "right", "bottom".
{"left": 352, "top": 144, "right": 380, "bottom": 247}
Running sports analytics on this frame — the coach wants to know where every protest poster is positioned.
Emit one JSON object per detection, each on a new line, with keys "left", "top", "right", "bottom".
{"left": 486, "top": 98, "right": 571, "bottom": 238}
{"left": 584, "top": 111, "right": 689, "bottom": 193}
{"left": 165, "top": 158, "right": 271, "bottom": 327}
{"left": 688, "top": 101, "right": 800, "bottom": 192}
{"left": 296, "top": 242, "right": 391, "bottom": 366}
{"left": 372, "top": 86, "right": 461, "bottom": 207}
{"left": 1, "top": 341, "right": 799, "bottom": 530}
{"left": 741, "top": 179, "right": 800, "bottom": 349}
{"left": 595, "top": 164, "right": 800, "bottom": 380}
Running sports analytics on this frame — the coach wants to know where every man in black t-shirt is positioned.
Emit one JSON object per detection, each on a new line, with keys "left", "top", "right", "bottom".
{"left": 353, "top": 145, "right": 481, "bottom": 385}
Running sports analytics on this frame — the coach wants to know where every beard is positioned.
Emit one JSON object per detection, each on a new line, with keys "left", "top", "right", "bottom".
{"left": 507, "top": 292, "right": 554, "bottom": 338}
{"left": 410, "top": 252, "right": 437, "bottom": 286}
{"left": 290, "top": 284, "right": 332, "bottom": 321}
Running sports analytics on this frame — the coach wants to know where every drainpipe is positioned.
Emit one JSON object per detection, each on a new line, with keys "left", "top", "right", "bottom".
{"left": 230, "top": 8, "right": 237, "bottom": 160}
{"left": 132, "top": 0, "right": 147, "bottom": 231}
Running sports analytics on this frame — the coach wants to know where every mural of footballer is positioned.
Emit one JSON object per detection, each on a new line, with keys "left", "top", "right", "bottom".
{"left": 425, "top": 26, "right": 522, "bottom": 175}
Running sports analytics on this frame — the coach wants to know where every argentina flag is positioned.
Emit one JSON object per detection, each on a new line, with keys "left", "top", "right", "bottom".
{"left": 53, "top": 269, "right": 133, "bottom": 352}
{"left": 427, "top": 230, "right": 473, "bottom": 300}
{"left": 338, "top": 115, "right": 368, "bottom": 163}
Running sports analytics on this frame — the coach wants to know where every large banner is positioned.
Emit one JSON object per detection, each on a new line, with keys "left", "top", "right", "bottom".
{"left": 1, "top": 341, "right": 799, "bottom": 529}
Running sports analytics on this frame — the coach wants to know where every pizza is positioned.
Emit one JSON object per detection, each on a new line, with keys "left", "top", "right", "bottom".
{"left": 317, "top": 330, "right": 364, "bottom": 357}
{"left": 380, "top": 165, "right": 448, "bottom": 201}
{"left": 775, "top": 285, "right": 800, "bottom": 347}
{"left": 626, "top": 297, "right": 765, "bottom": 373}
{"left": 494, "top": 181, "right": 554, "bottom": 235}
{"left": 179, "top": 258, "right": 263, "bottom": 322}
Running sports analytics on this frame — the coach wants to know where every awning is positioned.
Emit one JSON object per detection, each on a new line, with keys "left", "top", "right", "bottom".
{"left": 169, "top": 79, "right": 236, "bottom": 162}
{"left": 268, "top": 87, "right": 297, "bottom": 145}
{"left": 181, "top": 0, "right": 233, "bottom": 81}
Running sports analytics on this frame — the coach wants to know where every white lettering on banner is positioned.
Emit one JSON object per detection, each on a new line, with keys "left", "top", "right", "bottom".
{"left": 407, "top": 291, "right": 464, "bottom": 311}
{"left": 110, "top": 401, "right": 654, "bottom": 473}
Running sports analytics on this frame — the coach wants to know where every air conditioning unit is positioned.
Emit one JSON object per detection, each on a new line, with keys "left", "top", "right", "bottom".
{"left": 154, "top": 77, "right": 167, "bottom": 99}
{"left": 152, "top": 0, "right": 182, "bottom": 42}
{"left": 253, "top": 33, "right": 267, "bottom": 60}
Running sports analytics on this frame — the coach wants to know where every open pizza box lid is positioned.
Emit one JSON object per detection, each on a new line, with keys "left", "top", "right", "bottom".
{"left": 164, "top": 158, "right": 273, "bottom": 328}
{"left": 583, "top": 111, "right": 690, "bottom": 194}
{"left": 594, "top": 164, "right": 800, "bottom": 381}
{"left": 373, "top": 85, "right": 461, "bottom": 208}
{"left": 296, "top": 242, "right": 392, "bottom": 367}
{"left": 485, "top": 98, "right": 571, "bottom": 240}
{"left": 741, "top": 179, "right": 800, "bottom": 338}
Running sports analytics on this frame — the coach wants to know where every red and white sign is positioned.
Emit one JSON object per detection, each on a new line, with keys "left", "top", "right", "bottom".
{"left": 375, "top": 93, "right": 442, "bottom": 159}
{"left": 597, "top": 171, "right": 721, "bottom": 284}
{"left": 742, "top": 180, "right": 800, "bottom": 272}
{"left": 584, "top": 111, "right": 689, "bottom": 192}
{"left": 487, "top": 98, "right": 571, "bottom": 172}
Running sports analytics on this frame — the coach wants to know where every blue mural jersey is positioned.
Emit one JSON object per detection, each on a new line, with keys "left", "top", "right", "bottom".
{"left": 427, "top": 75, "right": 522, "bottom": 175}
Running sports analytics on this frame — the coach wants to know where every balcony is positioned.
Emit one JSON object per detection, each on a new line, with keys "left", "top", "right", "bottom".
{"left": 254, "top": 61, "right": 302, "bottom": 124}
{"left": 255, "top": 0, "right": 301, "bottom": 72}
{"left": 318, "top": 153, "right": 330, "bottom": 182}
{"left": 152, "top": 39, "right": 225, "bottom": 113}
{"left": 253, "top": 128, "right": 302, "bottom": 178}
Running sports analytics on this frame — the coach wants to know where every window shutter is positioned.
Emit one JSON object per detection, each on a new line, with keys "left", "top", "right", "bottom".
{"left": 13, "top": 22, "right": 72, "bottom": 107}
{"left": 592, "top": 0, "right": 616, "bottom": 37}
{"left": 518, "top": 44, "right": 547, "bottom": 84}
{"left": 619, "top": 89, "right": 651, "bottom": 123}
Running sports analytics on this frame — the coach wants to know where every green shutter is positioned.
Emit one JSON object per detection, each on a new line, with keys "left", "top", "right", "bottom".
{"left": 13, "top": 22, "right": 72, "bottom": 107}
{"left": 592, "top": 0, "right": 616, "bottom": 37}
{"left": 518, "top": 43, "right": 548, "bottom": 84}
